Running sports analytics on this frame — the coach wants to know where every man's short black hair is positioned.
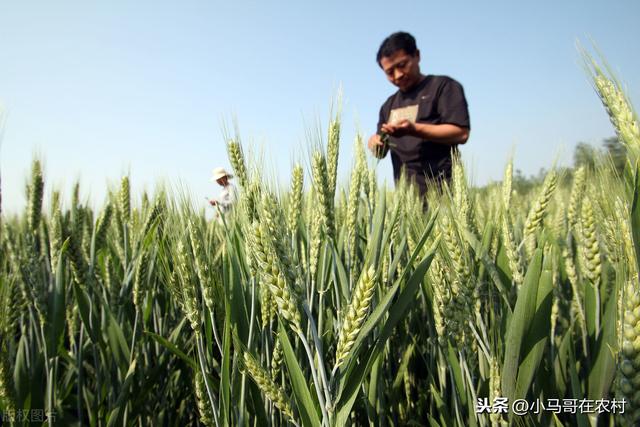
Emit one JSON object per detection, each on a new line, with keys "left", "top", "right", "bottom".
{"left": 376, "top": 32, "right": 417, "bottom": 66}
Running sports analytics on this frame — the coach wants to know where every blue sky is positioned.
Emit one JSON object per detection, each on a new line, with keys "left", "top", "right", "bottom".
{"left": 1, "top": 0, "right": 639, "bottom": 213}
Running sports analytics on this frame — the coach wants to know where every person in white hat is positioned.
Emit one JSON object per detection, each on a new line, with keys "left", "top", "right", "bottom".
{"left": 208, "top": 167, "right": 237, "bottom": 216}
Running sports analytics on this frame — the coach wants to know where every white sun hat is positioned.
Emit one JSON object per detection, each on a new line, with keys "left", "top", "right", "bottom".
{"left": 211, "top": 167, "right": 233, "bottom": 182}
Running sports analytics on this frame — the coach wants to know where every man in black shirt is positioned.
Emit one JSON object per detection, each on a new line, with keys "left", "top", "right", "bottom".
{"left": 368, "top": 32, "right": 470, "bottom": 196}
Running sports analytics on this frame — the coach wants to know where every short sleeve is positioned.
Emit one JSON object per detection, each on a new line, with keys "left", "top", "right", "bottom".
{"left": 437, "top": 79, "right": 470, "bottom": 129}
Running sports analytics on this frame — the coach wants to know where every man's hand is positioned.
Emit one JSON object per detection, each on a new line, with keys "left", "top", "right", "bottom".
{"left": 381, "top": 119, "right": 416, "bottom": 137}
{"left": 208, "top": 199, "right": 217, "bottom": 206}
{"left": 368, "top": 133, "right": 383, "bottom": 153}
{"left": 368, "top": 133, "right": 389, "bottom": 159}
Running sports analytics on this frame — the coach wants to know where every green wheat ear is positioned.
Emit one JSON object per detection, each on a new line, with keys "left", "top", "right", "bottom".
{"left": 27, "top": 158, "right": 44, "bottom": 235}
{"left": 270, "top": 337, "right": 284, "bottom": 381}
{"left": 346, "top": 158, "right": 362, "bottom": 276}
{"left": 194, "top": 371, "right": 215, "bottom": 427}
{"left": 489, "top": 357, "right": 503, "bottom": 426}
{"left": 119, "top": 176, "right": 131, "bottom": 223}
{"left": 287, "top": 163, "right": 304, "bottom": 237}
{"left": 567, "top": 166, "right": 586, "bottom": 230}
{"left": 327, "top": 118, "right": 340, "bottom": 200}
{"left": 227, "top": 139, "right": 249, "bottom": 188}
{"left": 593, "top": 73, "right": 640, "bottom": 161}
{"left": 523, "top": 170, "right": 557, "bottom": 256}
{"left": 502, "top": 160, "right": 513, "bottom": 210}
{"left": 579, "top": 196, "right": 601, "bottom": 286}
{"left": 311, "top": 149, "right": 334, "bottom": 236}
{"left": 251, "top": 216, "right": 302, "bottom": 334}
{"left": 335, "top": 265, "right": 376, "bottom": 369}
{"left": 0, "top": 284, "right": 16, "bottom": 414}
{"left": 619, "top": 281, "right": 640, "bottom": 425}
{"left": 243, "top": 351, "right": 297, "bottom": 424}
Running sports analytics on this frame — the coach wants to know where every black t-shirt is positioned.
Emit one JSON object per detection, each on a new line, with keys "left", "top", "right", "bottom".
{"left": 377, "top": 75, "right": 470, "bottom": 195}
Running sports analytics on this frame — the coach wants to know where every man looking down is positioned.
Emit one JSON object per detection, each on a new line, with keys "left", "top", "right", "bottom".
{"left": 368, "top": 31, "right": 471, "bottom": 196}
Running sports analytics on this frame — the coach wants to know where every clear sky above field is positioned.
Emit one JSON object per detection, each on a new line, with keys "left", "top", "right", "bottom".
{"left": 1, "top": 0, "right": 639, "bottom": 213}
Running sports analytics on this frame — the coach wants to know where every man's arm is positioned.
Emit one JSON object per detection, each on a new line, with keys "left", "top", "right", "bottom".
{"left": 381, "top": 120, "right": 469, "bottom": 145}
{"left": 414, "top": 122, "right": 469, "bottom": 144}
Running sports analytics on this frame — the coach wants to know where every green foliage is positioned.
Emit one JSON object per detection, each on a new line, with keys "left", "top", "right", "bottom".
{"left": 574, "top": 136, "right": 626, "bottom": 176}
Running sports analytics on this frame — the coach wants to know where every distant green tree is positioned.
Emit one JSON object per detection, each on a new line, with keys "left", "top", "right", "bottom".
{"left": 512, "top": 168, "right": 539, "bottom": 195}
{"left": 572, "top": 136, "right": 625, "bottom": 176}
{"left": 511, "top": 167, "right": 573, "bottom": 195}
{"left": 574, "top": 142, "right": 599, "bottom": 170}
{"left": 602, "top": 136, "right": 626, "bottom": 176}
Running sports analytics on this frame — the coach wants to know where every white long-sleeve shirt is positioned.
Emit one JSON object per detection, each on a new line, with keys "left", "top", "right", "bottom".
{"left": 216, "top": 183, "right": 237, "bottom": 213}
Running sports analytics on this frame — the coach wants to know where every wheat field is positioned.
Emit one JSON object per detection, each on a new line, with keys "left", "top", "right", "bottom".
{"left": 0, "top": 54, "right": 639, "bottom": 426}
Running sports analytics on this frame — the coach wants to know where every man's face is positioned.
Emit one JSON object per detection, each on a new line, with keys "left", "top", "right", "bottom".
{"left": 216, "top": 177, "right": 228, "bottom": 186}
{"left": 379, "top": 49, "right": 421, "bottom": 92}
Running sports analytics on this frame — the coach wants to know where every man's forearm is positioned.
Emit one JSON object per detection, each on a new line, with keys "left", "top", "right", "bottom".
{"left": 413, "top": 123, "right": 469, "bottom": 145}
